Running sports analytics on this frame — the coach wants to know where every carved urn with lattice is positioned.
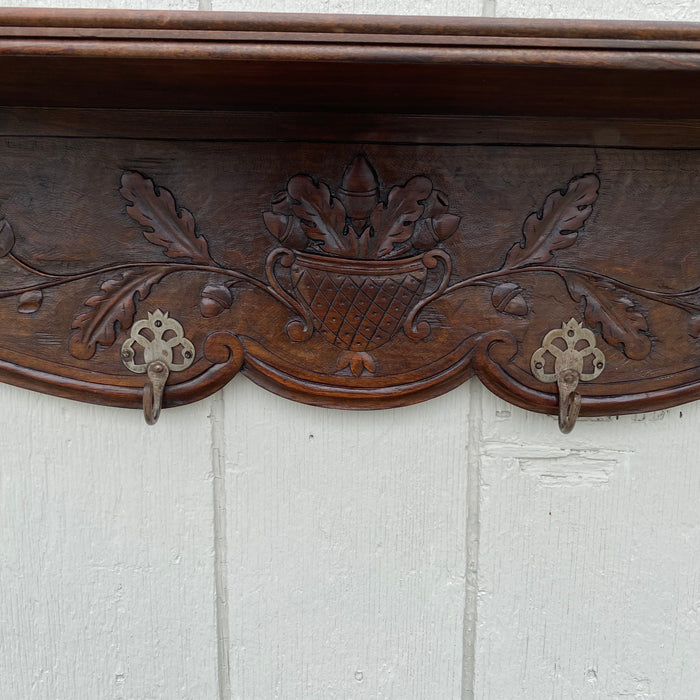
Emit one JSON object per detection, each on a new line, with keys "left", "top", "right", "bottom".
{"left": 290, "top": 252, "right": 428, "bottom": 351}
{"left": 263, "top": 155, "right": 459, "bottom": 375}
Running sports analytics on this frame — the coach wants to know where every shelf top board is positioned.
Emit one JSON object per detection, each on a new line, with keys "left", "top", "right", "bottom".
{"left": 1, "top": 9, "right": 700, "bottom": 115}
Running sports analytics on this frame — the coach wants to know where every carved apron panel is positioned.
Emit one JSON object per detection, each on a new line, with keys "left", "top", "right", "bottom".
{"left": 0, "top": 138, "right": 698, "bottom": 416}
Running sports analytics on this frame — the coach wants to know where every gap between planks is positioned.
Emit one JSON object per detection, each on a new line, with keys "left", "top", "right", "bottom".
{"left": 211, "top": 390, "right": 232, "bottom": 700}
{"left": 462, "top": 383, "right": 483, "bottom": 700}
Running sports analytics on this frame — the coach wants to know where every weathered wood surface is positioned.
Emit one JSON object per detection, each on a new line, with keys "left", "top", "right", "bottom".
{"left": 0, "top": 385, "right": 219, "bottom": 699}
{"left": 222, "top": 377, "right": 471, "bottom": 699}
{"left": 474, "top": 385, "right": 700, "bottom": 700}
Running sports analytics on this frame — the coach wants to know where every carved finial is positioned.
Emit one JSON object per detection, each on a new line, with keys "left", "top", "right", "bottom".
{"left": 338, "top": 155, "right": 379, "bottom": 220}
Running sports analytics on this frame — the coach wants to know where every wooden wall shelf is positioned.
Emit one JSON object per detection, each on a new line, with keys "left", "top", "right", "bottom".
{"left": 1, "top": 9, "right": 699, "bottom": 427}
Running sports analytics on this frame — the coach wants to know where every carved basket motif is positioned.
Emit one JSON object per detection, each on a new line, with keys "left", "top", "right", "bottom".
{"left": 290, "top": 252, "right": 428, "bottom": 352}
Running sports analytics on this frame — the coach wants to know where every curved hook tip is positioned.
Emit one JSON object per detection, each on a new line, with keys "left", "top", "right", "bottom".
{"left": 144, "top": 361, "right": 169, "bottom": 426}
{"left": 557, "top": 368, "right": 581, "bottom": 434}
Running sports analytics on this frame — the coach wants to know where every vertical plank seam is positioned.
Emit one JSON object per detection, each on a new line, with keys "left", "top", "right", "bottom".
{"left": 461, "top": 384, "right": 483, "bottom": 700}
{"left": 211, "top": 391, "right": 232, "bottom": 700}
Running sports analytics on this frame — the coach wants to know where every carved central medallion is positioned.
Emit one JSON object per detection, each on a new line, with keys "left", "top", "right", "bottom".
{"left": 261, "top": 156, "right": 457, "bottom": 375}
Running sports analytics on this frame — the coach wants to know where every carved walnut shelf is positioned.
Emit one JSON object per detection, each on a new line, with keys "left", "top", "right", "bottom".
{"left": 1, "top": 9, "right": 699, "bottom": 425}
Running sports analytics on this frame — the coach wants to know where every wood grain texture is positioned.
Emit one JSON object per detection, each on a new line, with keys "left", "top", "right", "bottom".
{"left": 474, "top": 382, "right": 700, "bottom": 700}
{"left": 0, "top": 385, "right": 219, "bottom": 699}
{"left": 221, "top": 376, "right": 471, "bottom": 699}
{"left": 2, "top": 11, "right": 700, "bottom": 117}
{"left": 6, "top": 108, "right": 700, "bottom": 149}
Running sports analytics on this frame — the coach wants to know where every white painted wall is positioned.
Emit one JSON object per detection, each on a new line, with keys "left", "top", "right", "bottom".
{"left": 2, "top": 2, "right": 700, "bottom": 700}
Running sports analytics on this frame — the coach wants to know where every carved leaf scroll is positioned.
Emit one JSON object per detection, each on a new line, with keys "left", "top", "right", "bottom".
{"left": 689, "top": 315, "right": 700, "bottom": 338}
{"left": 287, "top": 175, "right": 353, "bottom": 257}
{"left": 505, "top": 173, "right": 600, "bottom": 269}
{"left": 120, "top": 171, "right": 213, "bottom": 265}
{"left": 370, "top": 176, "right": 433, "bottom": 258}
{"left": 0, "top": 218, "right": 15, "bottom": 258}
{"left": 565, "top": 276, "right": 652, "bottom": 360}
{"left": 69, "top": 268, "right": 168, "bottom": 360}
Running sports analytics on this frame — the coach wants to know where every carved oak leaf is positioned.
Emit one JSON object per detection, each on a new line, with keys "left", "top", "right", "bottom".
{"left": 69, "top": 268, "right": 167, "bottom": 360}
{"left": 505, "top": 173, "right": 600, "bottom": 269}
{"left": 566, "top": 276, "right": 652, "bottom": 360}
{"left": 287, "top": 175, "right": 353, "bottom": 257}
{"left": 337, "top": 350, "right": 376, "bottom": 377}
{"left": 0, "top": 218, "right": 15, "bottom": 257}
{"left": 370, "top": 176, "right": 433, "bottom": 258}
{"left": 120, "top": 171, "right": 213, "bottom": 265}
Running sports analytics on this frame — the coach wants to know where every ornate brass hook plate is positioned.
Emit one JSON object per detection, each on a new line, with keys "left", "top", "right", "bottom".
{"left": 531, "top": 320, "right": 606, "bottom": 433}
{"left": 0, "top": 11, "right": 698, "bottom": 425}
{"left": 121, "top": 310, "right": 195, "bottom": 424}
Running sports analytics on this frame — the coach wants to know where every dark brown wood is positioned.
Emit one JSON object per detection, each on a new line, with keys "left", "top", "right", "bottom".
{"left": 0, "top": 10, "right": 698, "bottom": 418}
{"left": 2, "top": 11, "right": 700, "bottom": 116}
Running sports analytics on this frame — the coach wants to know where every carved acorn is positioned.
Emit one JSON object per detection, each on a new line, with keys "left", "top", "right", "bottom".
{"left": 18, "top": 289, "right": 42, "bottom": 314}
{"left": 264, "top": 189, "right": 307, "bottom": 250}
{"left": 491, "top": 282, "right": 528, "bottom": 316}
{"left": 337, "top": 155, "right": 380, "bottom": 221}
{"left": 270, "top": 190, "right": 291, "bottom": 215}
{"left": 412, "top": 191, "right": 460, "bottom": 251}
{"left": 200, "top": 283, "right": 233, "bottom": 318}
{"left": 263, "top": 210, "right": 308, "bottom": 250}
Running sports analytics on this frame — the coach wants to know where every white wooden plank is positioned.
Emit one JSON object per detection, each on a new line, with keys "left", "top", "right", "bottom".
{"left": 495, "top": 0, "right": 700, "bottom": 20}
{"left": 0, "top": 385, "right": 219, "bottom": 700}
{"left": 211, "top": 0, "right": 482, "bottom": 17}
{"left": 221, "top": 375, "right": 471, "bottom": 700}
{"left": 474, "top": 383, "right": 700, "bottom": 700}
{"left": 2, "top": 0, "right": 198, "bottom": 9}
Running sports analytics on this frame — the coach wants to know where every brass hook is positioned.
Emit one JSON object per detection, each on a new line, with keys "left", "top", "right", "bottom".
{"left": 556, "top": 368, "right": 581, "bottom": 434}
{"left": 121, "top": 310, "right": 195, "bottom": 425}
{"left": 143, "top": 361, "right": 169, "bottom": 426}
{"left": 531, "top": 319, "right": 605, "bottom": 434}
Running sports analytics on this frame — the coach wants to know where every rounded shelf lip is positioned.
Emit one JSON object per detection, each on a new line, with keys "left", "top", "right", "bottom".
{"left": 0, "top": 8, "right": 699, "bottom": 41}
{"left": 0, "top": 9, "right": 698, "bottom": 118}
{"left": 0, "top": 9, "right": 700, "bottom": 49}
